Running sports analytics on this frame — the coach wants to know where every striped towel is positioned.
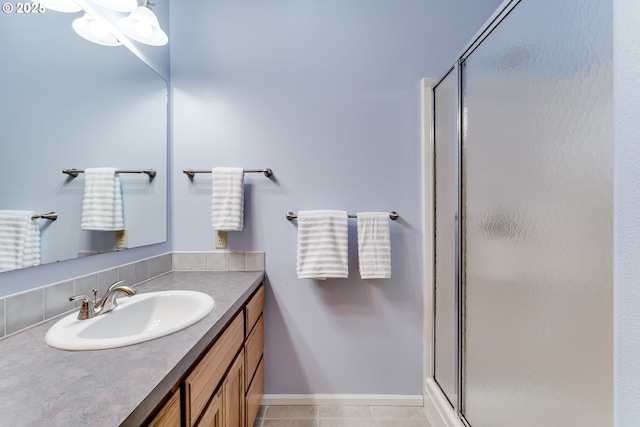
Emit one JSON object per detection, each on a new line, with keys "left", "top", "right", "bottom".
{"left": 211, "top": 167, "right": 245, "bottom": 231}
{"left": 296, "top": 210, "right": 349, "bottom": 279}
{"left": 81, "top": 167, "right": 124, "bottom": 231}
{"left": 0, "top": 210, "right": 40, "bottom": 272}
{"left": 357, "top": 212, "right": 391, "bottom": 279}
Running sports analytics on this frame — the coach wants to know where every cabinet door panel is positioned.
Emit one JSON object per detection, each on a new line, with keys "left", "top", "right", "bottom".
{"left": 246, "top": 357, "right": 264, "bottom": 427}
{"left": 245, "top": 314, "right": 264, "bottom": 391}
{"left": 196, "top": 389, "right": 222, "bottom": 427}
{"left": 147, "top": 389, "right": 180, "bottom": 427}
{"left": 185, "top": 313, "right": 244, "bottom": 426}
{"left": 223, "top": 350, "right": 245, "bottom": 427}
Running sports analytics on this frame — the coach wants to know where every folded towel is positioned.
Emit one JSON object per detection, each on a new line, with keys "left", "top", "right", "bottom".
{"left": 0, "top": 210, "right": 40, "bottom": 271}
{"left": 296, "top": 210, "right": 349, "bottom": 279}
{"left": 211, "top": 167, "right": 245, "bottom": 231}
{"left": 357, "top": 212, "right": 391, "bottom": 279}
{"left": 81, "top": 167, "right": 124, "bottom": 231}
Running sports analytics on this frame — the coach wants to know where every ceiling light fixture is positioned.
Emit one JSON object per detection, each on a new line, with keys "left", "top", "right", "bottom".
{"left": 118, "top": 0, "right": 167, "bottom": 46}
{"left": 92, "top": 0, "right": 136, "bottom": 13}
{"left": 72, "top": 13, "right": 122, "bottom": 46}
{"left": 37, "top": 0, "right": 82, "bottom": 13}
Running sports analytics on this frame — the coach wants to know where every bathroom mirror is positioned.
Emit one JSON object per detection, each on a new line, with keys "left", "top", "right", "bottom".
{"left": 0, "top": 7, "right": 167, "bottom": 272}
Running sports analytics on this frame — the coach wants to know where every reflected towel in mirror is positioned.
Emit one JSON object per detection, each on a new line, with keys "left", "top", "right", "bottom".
{"left": 0, "top": 210, "right": 40, "bottom": 271}
{"left": 81, "top": 167, "right": 124, "bottom": 231}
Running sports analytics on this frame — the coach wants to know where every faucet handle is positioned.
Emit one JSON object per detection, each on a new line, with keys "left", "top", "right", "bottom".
{"left": 69, "top": 294, "right": 92, "bottom": 304}
{"left": 69, "top": 295, "right": 96, "bottom": 320}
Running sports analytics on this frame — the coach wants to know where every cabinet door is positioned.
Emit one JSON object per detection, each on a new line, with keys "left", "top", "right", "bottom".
{"left": 147, "top": 389, "right": 181, "bottom": 427}
{"left": 223, "top": 350, "right": 245, "bottom": 427}
{"left": 196, "top": 388, "right": 222, "bottom": 427}
{"left": 185, "top": 313, "right": 244, "bottom": 426}
{"left": 245, "top": 357, "right": 264, "bottom": 427}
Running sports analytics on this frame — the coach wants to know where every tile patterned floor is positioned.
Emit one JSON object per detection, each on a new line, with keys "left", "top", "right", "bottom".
{"left": 252, "top": 405, "right": 432, "bottom": 427}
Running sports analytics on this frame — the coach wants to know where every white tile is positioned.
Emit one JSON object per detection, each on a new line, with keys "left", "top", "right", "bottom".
{"left": 246, "top": 252, "right": 265, "bottom": 271}
{"left": 6, "top": 289, "right": 44, "bottom": 335}
{"left": 207, "top": 253, "right": 227, "bottom": 271}
{"left": 189, "top": 253, "right": 207, "bottom": 271}
{"left": 44, "top": 280, "right": 75, "bottom": 319}
{"left": 227, "top": 252, "right": 247, "bottom": 271}
{"left": 173, "top": 253, "right": 189, "bottom": 271}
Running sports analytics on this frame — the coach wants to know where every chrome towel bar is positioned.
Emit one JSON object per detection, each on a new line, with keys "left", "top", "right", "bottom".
{"left": 182, "top": 168, "right": 273, "bottom": 178}
{"left": 62, "top": 168, "right": 157, "bottom": 178}
{"left": 286, "top": 211, "right": 399, "bottom": 221}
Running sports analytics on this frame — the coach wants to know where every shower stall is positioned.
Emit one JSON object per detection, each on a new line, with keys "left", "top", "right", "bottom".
{"left": 430, "top": 0, "right": 613, "bottom": 426}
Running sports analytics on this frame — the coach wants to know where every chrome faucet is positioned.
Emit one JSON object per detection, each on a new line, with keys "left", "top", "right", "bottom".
{"left": 69, "top": 280, "right": 136, "bottom": 320}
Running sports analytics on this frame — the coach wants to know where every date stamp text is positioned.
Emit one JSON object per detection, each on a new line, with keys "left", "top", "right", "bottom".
{"left": 2, "top": 3, "right": 46, "bottom": 13}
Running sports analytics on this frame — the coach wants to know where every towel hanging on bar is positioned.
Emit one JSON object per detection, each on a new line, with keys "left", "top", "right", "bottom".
{"left": 211, "top": 167, "right": 245, "bottom": 231}
{"left": 296, "top": 210, "right": 349, "bottom": 280}
{"left": 357, "top": 212, "right": 392, "bottom": 279}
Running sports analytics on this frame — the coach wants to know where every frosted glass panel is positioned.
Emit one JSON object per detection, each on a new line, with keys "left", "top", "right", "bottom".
{"left": 461, "top": 0, "right": 613, "bottom": 426}
{"left": 433, "top": 69, "right": 458, "bottom": 407}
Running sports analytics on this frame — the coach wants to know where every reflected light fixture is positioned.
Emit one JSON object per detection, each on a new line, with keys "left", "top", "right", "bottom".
{"left": 37, "top": 0, "right": 82, "bottom": 13}
{"left": 118, "top": 0, "right": 168, "bottom": 46}
{"left": 93, "top": 0, "right": 136, "bottom": 13}
{"left": 72, "top": 13, "right": 122, "bottom": 46}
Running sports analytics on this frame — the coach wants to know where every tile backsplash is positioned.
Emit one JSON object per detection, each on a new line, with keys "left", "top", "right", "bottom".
{"left": 172, "top": 251, "right": 265, "bottom": 272}
{"left": 0, "top": 251, "right": 264, "bottom": 339}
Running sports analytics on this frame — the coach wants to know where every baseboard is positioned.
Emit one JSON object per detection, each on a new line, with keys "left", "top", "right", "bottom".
{"left": 261, "top": 394, "right": 424, "bottom": 407}
{"left": 424, "top": 379, "right": 464, "bottom": 427}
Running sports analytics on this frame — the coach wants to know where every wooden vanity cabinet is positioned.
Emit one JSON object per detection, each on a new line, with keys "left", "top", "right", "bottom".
{"left": 142, "top": 284, "right": 264, "bottom": 427}
{"left": 244, "top": 285, "right": 264, "bottom": 427}
{"left": 147, "top": 389, "right": 181, "bottom": 427}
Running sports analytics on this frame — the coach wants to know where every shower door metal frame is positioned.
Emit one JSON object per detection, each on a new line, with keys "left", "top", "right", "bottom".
{"left": 431, "top": 1, "right": 524, "bottom": 426}
{"left": 432, "top": 63, "right": 460, "bottom": 414}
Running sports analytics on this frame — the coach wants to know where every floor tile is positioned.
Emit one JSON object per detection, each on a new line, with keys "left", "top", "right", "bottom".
{"left": 370, "top": 420, "right": 430, "bottom": 427}
{"left": 262, "top": 420, "right": 317, "bottom": 427}
{"left": 264, "top": 405, "right": 318, "bottom": 419}
{"left": 319, "top": 419, "right": 370, "bottom": 427}
{"left": 369, "top": 405, "right": 427, "bottom": 419}
{"left": 319, "top": 406, "right": 371, "bottom": 419}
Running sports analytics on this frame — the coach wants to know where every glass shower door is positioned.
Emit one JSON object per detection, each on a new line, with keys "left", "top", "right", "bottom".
{"left": 433, "top": 67, "right": 459, "bottom": 408}
{"left": 460, "top": 0, "right": 613, "bottom": 426}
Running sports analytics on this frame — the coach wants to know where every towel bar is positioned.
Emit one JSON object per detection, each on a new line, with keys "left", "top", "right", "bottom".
{"left": 286, "top": 211, "right": 399, "bottom": 221}
{"left": 31, "top": 212, "right": 58, "bottom": 221}
{"left": 182, "top": 168, "right": 273, "bottom": 178}
{"left": 62, "top": 169, "right": 156, "bottom": 178}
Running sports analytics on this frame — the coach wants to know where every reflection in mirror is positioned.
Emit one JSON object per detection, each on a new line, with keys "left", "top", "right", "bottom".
{"left": 0, "top": 5, "right": 167, "bottom": 273}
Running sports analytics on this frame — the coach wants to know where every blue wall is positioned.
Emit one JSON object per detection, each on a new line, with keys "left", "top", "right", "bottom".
{"left": 170, "top": 0, "right": 502, "bottom": 394}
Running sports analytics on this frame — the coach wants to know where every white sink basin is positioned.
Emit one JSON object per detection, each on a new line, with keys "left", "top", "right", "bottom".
{"left": 45, "top": 290, "right": 215, "bottom": 351}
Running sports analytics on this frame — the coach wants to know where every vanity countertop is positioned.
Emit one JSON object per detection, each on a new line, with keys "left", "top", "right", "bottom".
{"left": 0, "top": 271, "right": 264, "bottom": 427}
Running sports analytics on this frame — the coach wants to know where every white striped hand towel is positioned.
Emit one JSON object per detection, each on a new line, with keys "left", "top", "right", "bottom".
{"left": 0, "top": 210, "right": 40, "bottom": 272}
{"left": 357, "top": 212, "right": 391, "bottom": 279}
{"left": 81, "top": 168, "right": 124, "bottom": 231}
{"left": 296, "top": 210, "right": 349, "bottom": 280}
{"left": 211, "top": 167, "right": 245, "bottom": 231}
